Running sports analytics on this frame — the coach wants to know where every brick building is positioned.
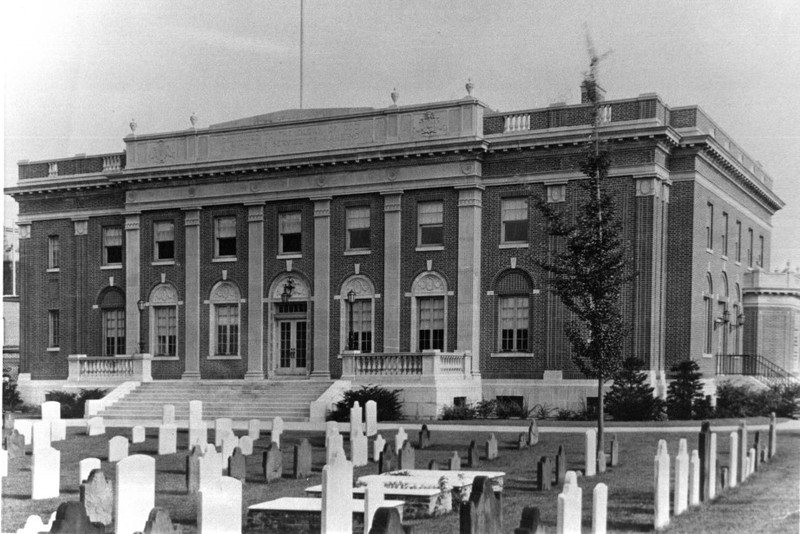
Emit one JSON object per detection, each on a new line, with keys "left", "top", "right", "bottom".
{"left": 7, "top": 85, "right": 785, "bottom": 414}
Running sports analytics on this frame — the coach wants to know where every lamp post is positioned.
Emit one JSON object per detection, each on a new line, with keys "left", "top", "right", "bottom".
{"left": 136, "top": 299, "right": 146, "bottom": 354}
{"left": 281, "top": 277, "right": 295, "bottom": 304}
{"left": 347, "top": 289, "right": 357, "bottom": 350}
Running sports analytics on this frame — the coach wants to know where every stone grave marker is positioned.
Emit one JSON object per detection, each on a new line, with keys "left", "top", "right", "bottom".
{"left": 585, "top": 429, "right": 597, "bottom": 477}
{"left": 41, "top": 400, "right": 61, "bottom": 421}
{"left": 528, "top": 419, "right": 539, "bottom": 446}
{"left": 753, "top": 431, "right": 761, "bottom": 471}
{"left": 369, "top": 506, "right": 409, "bottom": 534}
{"left": 536, "top": 456, "right": 551, "bottom": 491}
{"left": 720, "top": 466, "right": 729, "bottom": 489}
{"left": 294, "top": 438, "right": 313, "bottom": 479}
{"left": 162, "top": 404, "right": 175, "bottom": 425}
{"left": 597, "top": 450, "right": 607, "bottom": 474}
{"left": 32, "top": 446, "right": 60, "bottom": 500}
{"left": 352, "top": 430, "right": 369, "bottom": 467}
{"left": 395, "top": 426, "right": 408, "bottom": 453}
{"left": 13, "top": 419, "right": 32, "bottom": 444}
{"left": 748, "top": 447, "right": 756, "bottom": 477}
{"left": 398, "top": 440, "right": 416, "bottom": 470}
{"left": 109, "top": 435, "right": 130, "bottom": 462}
{"left": 198, "top": 476, "right": 242, "bottom": 534}
{"left": 7, "top": 429, "right": 25, "bottom": 458}
{"left": 708, "top": 432, "right": 718, "bottom": 500}
{"left": 198, "top": 446, "right": 223, "bottom": 493}
{"left": 373, "top": 434, "right": 386, "bottom": 462}
{"left": 518, "top": 433, "right": 528, "bottom": 450}
{"left": 515, "top": 506, "right": 542, "bottom": 534}
{"left": 32, "top": 420, "right": 51, "bottom": 451}
{"left": 0, "top": 448, "right": 7, "bottom": 478}
{"left": 189, "top": 421, "right": 208, "bottom": 451}
{"left": 556, "top": 445, "right": 567, "bottom": 485}
{"left": 728, "top": 431, "right": 738, "bottom": 488}
{"left": 49, "top": 501, "right": 104, "bottom": 534}
{"left": 248, "top": 418, "right": 261, "bottom": 441}
{"left": 321, "top": 449, "right": 354, "bottom": 534}
{"left": 593, "top": 483, "right": 608, "bottom": 534}
{"left": 688, "top": 449, "right": 699, "bottom": 506}
{"left": 364, "top": 476, "right": 385, "bottom": 534}
{"left": 698, "top": 421, "right": 711, "bottom": 501}
{"left": 449, "top": 451, "right": 461, "bottom": 471}
{"left": 79, "top": 457, "right": 101, "bottom": 484}
{"left": 132, "top": 425, "right": 146, "bottom": 444}
{"left": 239, "top": 435, "right": 254, "bottom": 455}
{"left": 189, "top": 400, "right": 203, "bottom": 424}
{"left": 467, "top": 440, "right": 480, "bottom": 468}
{"left": 228, "top": 447, "right": 247, "bottom": 482}
{"left": 186, "top": 445, "right": 204, "bottom": 493}
{"left": 263, "top": 442, "right": 283, "bottom": 482}
{"left": 486, "top": 433, "right": 499, "bottom": 460}
{"left": 610, "top": 434, "right": 619, "bottom": 467}
{"left": 326, "top": 420, "right": 339, "bottom": 441}
{"left": 143, "top": 507, "right": 181, "bottom": 534}
{"left": 271, "top": 416, "right": 284, "bottom": 448}
{"left": 460, "top": 475, "right": 502, "bottom": 534}
{"left": 221, "top": 432, "right": 238, "bottom": 466}
{"left": 50, "top": 419, "right": 67, "bottom": 442}
{"left": 768, "top": 412, "right": 777, "bottom": 458}
{"left": 158, "top": 423, "right": 177, "bottom": 455}
{"left": 674, "top": 439, "right": 689, "bottom": 515}
{"left": 654, "top": 440, "right": 670, "bottom": 530}
{"left": 214, "top": 418, "right": 233, "bottom": 447}
{"left": 428, "top": 459, "right": 440, "bottom": 470}
{"left": 365, "top": 400, "right": 378, "bottom": 436}
{"left": 419, "top": 424, "right": 431, "bottom": 449}
{"left": 80, "top": 468, "right": 113, "bottom": 526}
{"left": 738, "top": 420, "right": 748, "bottom": 485}
{"left": 326, "top": 431, "right": 345, "bottom": 464}
{"left": 379, "top": 442, "right": 397, "bottom": 474}
{"left": 87, "top": 417, "right": 105, "bottom": 436}
{"left": 17, "top": 513, "right": 57, "bottom": 534}
{"left": 115, "top": 454, "right": 156, "bottom": 534}
{"left": 349, "top": 402, "right": 363, "bottom": 442}
{"left": 760, "top": 448, "right": 767, "bottom": 463}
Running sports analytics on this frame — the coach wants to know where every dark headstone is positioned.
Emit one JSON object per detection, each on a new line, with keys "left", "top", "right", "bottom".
{"left": 80, "top": 468, "right": 113, "bottom": 526}
{"left": 610, "top": 435, "right": 619, "bottom": 467}
{"left": 7, "top": 429, "right": 25, "bottom": 459}
{"left": 293, "top": 438, "right": 313, "bottom": 479}
{"left": 527, "top": 419, "right": 539, "bottom": 446}
{"left": 418, "top": 424, "right": 431, "bottom": 449}
{"left": 760, "top": 448, "right": 767, "bottom": 463}
{"left": 143, "top": 507, "right": 182, "bottom": 534}
{"left": 517, "top": 433, "right": 528, "bottom": 450}
{"left": 449, "top": 451, "right": 461, "bottom": 471}
{"left": 459, "top": 476, "right": 502, "bottom": 534}
{"left": 379, "top": 442, "right": 397, "bottom": 474}
{"left": 369, "top": 506, "right": 414, "bottom": 534}
{"left": 555, "top": 446, "right": 566, "bottom": 485}
{"left": 186, "top": 445, "right": 203, "bottom": 493}
{"left": 699, "top": 421, "right": 712, "bottom": 501}
{"left": 228, "top": 447, "right": 247, "bottom": 482}
{"left": 720, "top": 466, "right": 729, "bottom": 489}
{"left": 768, "top": 412, "right": 777, "bottom": 458}
{"left": 262, "top": 442, "right": 283, "bottom": 482}
{"left": 50, "top": 501, "right": 104, "bottom": 534}
{"left": 738, "top": 420, "right": 748, "bottom": 484}
{"left": 467, "top": 440, "right": 479, "bottom": 468}
{"left": 428, "top": 460, "right": 440, "bottom": 470}
{"left": 399, "top": 440, "right": 416, "bottom": 470}
{"left": 753, "top": 432, "right": 761, "bottom": 471}
{"left": 514, "top": 506, "right": 543, "bottom": 534}
{"left": 536, "top": 457, "right": 552, "bottom": 491}
{"left": 597, "top": 450, "right": 607, "bottom": 474}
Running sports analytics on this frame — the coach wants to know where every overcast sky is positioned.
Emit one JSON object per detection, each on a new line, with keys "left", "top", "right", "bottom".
{"left": 3, "top": 0, "right": 799, "bottom": 267}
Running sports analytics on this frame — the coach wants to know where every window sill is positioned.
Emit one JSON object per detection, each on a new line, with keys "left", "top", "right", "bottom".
{"left": 491, "top": 352, "right": 535, "bottom": 358}
{"left": 153, "top": 356, "right": 179, "bottom": 361}
{"left": 344, "top": 249, "right": 371, "bottom": 256}
{"left": 277, "top": 253, "right": 302, "bottom": 260}
{"left": 499, "top": 243, "right": 529, "bottom": 249}
{"left": 100, "top": 264, "right": 123, "bottom": 270}
{"left": 702, "top": 353, "right": 714, "bottom": 359}
{"left": 212, "top": 257, "right": 237, "bottom": 263}
{"left": 46, "top": 347, "right": 60, "bottom": 352}
{"left": 208, "top": 355, "right": 241, "bottom": 360}
{"left": 152, "top": 260, "right": 175, "bottom": 266}
{"left": 415, "top": 245, "right": 444, "bottom": 252}
{"left": 46, "top": 268, "right": 60, "bottom": 273}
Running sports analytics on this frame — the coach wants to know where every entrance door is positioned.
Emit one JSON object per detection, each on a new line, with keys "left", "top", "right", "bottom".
{"left": 276, "top": 319, "right": 308, "bottom": 375}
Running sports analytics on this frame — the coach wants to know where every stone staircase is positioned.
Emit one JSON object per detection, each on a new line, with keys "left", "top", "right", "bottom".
{"left": 97, "top": 380, "right": 334, "bottom": 425}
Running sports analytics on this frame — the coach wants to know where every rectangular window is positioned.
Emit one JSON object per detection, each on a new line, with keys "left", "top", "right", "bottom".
{"left": 758, "top": 235, "right": 764, "bottom": 267}
{"left": 748, "top": 228, "right": 754, "bottom": 267}
{"left": 501, "top": 198, "right": 528, "bottom": 243}
{"left": 154, "top": 221, "right": 175, "bottom": 261}
{"left": 706, "top": 203, "right": 714, "bottom": 250}
{"left": 418, "top": 201, "right": 444, "bottom": 246}
{"left": 346, "top": 207, "right": 371, "bottom": 250}
{"left": 279, "top": 211, "right": 302, "bottom": 254}
{"left": 48, "top": 310, "right": 60, "bottom": 348}
{"left": 47, "top": 236, "right": 59, "bottom": 269}
{"left": 102, "top": 309, "right": 126, "bottom": 356}
{"left": 214, "top": 216, "right": 237, "bottom": 257}
{"left": 704, "top": 296, "right": 713, "bottom": 354}
{"left": 722, "top": 212, "right": 729, "bottom": 256}
{"left": 103, "top": 227, "right": 123, "bottom": 265}
{"left": 215, "top": 304, "right": 239, "bottom": 356}
{"left": 347, "top": 299, "right": 373, "bottom": 352}
{"left": 418, "top": 296, "right": 444, "bottom": 351}
{"left": 155, "top": 306, "right": 177, "bottom": 357}
{"left": 736, "top": 220, "right": 742, "bottom": 262}
{"left": 499, "top": 296, "right": 529, "bottom": 352}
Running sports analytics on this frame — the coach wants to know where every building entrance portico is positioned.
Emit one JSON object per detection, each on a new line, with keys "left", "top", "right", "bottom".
{"left": 267, "top": 273, "right": 312, "bottom": 378}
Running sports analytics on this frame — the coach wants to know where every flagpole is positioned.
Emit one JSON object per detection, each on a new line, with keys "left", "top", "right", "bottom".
{"left": 300, "top": 0, "right": 304, "bottom": 109}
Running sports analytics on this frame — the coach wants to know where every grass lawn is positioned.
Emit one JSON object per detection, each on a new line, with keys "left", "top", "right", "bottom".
{"left": 2, "top": 422, "right": 798, "bottom": 533}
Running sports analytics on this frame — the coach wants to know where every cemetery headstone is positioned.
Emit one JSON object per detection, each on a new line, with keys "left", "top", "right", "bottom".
{"left": 467, "top": 440, "right": 479, "bottom": 468}
{"left": 321, "top": 450, "right": 354, "bottom": 534}
{"left": 460, "top": 475, "right": 502, "bottom": 534}
{"left": 369, "top": 506, "right": 409, "bottom": 534}
{"left": 13, "top": 419, "right": 32, "bottom": 445}
{"left": 708, "top": 432, "right": 718, "bottom": 500}
{"left": 221, "top": 432, "right": 238, "bottom": 466}
{"left": 189, "top": 400, "right": 203, "bottom": 424}
{"left": 398, "top": 440, "right": 416, "bottom": 470}
{"left": 537, "top": 456, "right": 552, "bottom": 491}
{"left": 41, "top": 401, "right": 61, "bottom": 422}
{"left": 610, "top": 435, "right": 619, "bottom": 467}
{"left": 87, "top": 417, "right": 105, "bottom": 436}
{"left": 143, "top": 507, "right": 181, "bottom": 534}
{"left": 32, "top": 446, "right": 60, "bottom": 500}
{"left": 528, "top": 419, "right": 539, "bottom": 446}
{"left": 162, "top": 404, "right": 175, "bottom": 425}
{"left": 326, "top": 431, "right": 345, "bottom": 464}
{"left": 186, "top": 445, "right": 204, "bottom": 493}
{"left": 239, "top": 435, "right": 254, "bottom": 455}
{"left": 748, "top": 447, "right": 756, "bottom": 477}
{"left": 271, "top": 416, "right": 284, "bottom": 449}
{"left": 7, "top": 429, "right": 25, "bottom": 458}
{"left": 294, "top": 438, "right": 313, "bottom": 479}
{"left": 698, "top": 421, "right": 711, "bottom": 501}
{"left": 352, "top": 430, "right": 369, "bottom": 467}
{"left": 50, "top": 419, "right": 67, "bottom": 442}
{"left": 486, "top": 433, "right": 499, "bottom": 461}
{"left": 115, "top": 455, "right": 156, "bottom": 534}
{"left": 379, "top": 442, "right": 397, "bottom": 474}
{"left": 80, "top": 468, "right": 113, "bottom": 526}
{"left": 158, "top": 423, "right": 177, "bottom": 455}
{"left": 189, "top": 421, "right": 208, "bottom": 451}
{"left": 395, "top": 426, "right": 408, "bottom": 454}
{"left": 728, "top": 431, "right": 738, "bottom": 488}
{"left": 79, "top": 457, "right": 101, "bottom": 484}
{"left": 768, "top": 412, "right": 777, "bottom": 458}
{"left": 674, "top": 439, "right": 689, "bottom": 516}
{"left": 228, "top": 447, "right": 247, "bottom": 482}
{"left": 593, "top": 483, "right": 608, "bottom": 534}
{"left": 373, "top": 434, "right": 386, "bottom": 463}
{"left": 109, "top": 435, "right": 130, "bottom": 462}
{"left": 214, "top": 418, "right": 233, "bottom": 447}
{"left": 585, "top": 429, "right": 597, "bottom": 477}
{"left": 518, "top": 433, "right": 528, "bottom": 450}
{"left": 349, "top": 403, "right": 363, "bottom": 443}
{"left": 32, "top": 420, "right": 51, "bottom": 451}
{"left": 515, "top": 506, "right": 543, "bottom": 534}
{"left": 419, "top": 424, "right": 431, "bottom": 449}
{"left": 654, "top": 441, "right": 670, "bottom": 530}
{"left": 49, "top": 501, "right": 104, "bottom": 534}
{"left": 720, "top": 466, "right": 729, "bottom": 489}
{"left": 738, "top": 420, "right": 748, "bottom": 485}
{"left": 557, "top": 471, "right": 582, "bottom": 534}
{"left": 198, "top": 446, "right": 223, "bottom": 493}
{"left": 248, "top": 418, "right": 261, "bottom": 441}
{"left": 753, "top": 431, "right": 761, "bottom": 471}
{"left": 428, "top": 459, "right": 440, "bottom": 470}
{"left": 132, "top": 425, "right": 146, "bottom": 444}
{"left": 0, "top": 448, "right": 7, "bottom": 478}
{"left": 198, "top": 476, "right": 242, "bottom": 534}
{"left": 364, "top": 477, "right": 385, "bottom": 534}
{"left": 449, "top": 451, "right": 461, "bottom": 471}
{"left": 263, "top": 442, "right": 283, "bottom": 482}
{"left": 365, "top": 400, "right": 378, "bottom": 436}
{"left": 597, "top": 451, "right": 607, "bottom": 474}
{"left": 555, "top": 446, "right": 566, "bottom": 485}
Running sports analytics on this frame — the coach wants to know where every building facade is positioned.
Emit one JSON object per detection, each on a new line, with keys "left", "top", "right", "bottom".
{"left": 7, "top": 86, "right": 785, "bottom": 412}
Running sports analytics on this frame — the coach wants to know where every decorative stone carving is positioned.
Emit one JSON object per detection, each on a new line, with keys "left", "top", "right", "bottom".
{"left": 547, "top": 184, "right": 566, "bottom": 203}
{"left": 73, "top": 220, "right": 88, "bottom": 236}
{"left": 19, "top": 224, "right": 31, "bottom": 239}
{"left": 150, "top": 284, "right": 179, "bottom": 305}
{"left": 270, "top": 273, "right": 309, "bottom": 300}
{"left": 342, "top": 275, "right": 375, "bottom": 298}
{"left": 129, "top": 119, "right": 137, "bottom": 135}
{"left": 466, "top": 78, "right": 474, "bottom": 96}
{"left": 391, "top": 88, "right": 399, "bottom": 105}
{"left": 414, "top": 272, "right": 447, "bottom": 295}
{"left": 635, "top": 176, "right": 658, "bottom": 197}
{"left": 210, "top": 281, "right": 240, "bottom": 303}
{"left": 415, "top": 111, "right": 446, "bottom": 137}
{"left": 147, "top": 140, "right": 177, "bottom": 164}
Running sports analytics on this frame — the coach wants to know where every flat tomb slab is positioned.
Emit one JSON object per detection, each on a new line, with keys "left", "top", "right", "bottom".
{"left": 357, "top": 469, "right": 505, "bottom": 504}
{"left": 305, "top": 484, "right": 447, "bottom": 518}
{"left": 245, "top": 497, "right": 405, "bottom": 534}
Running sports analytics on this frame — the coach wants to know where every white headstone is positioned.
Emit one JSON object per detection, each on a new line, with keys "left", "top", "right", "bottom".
{"left": 32, "top": 420, "right": 51, "bottom": 452}
{"left": 108, "top": 436, "right": 130, "bottom": 463}
{"left": 688, "top": 449, "right": 700, "bottom": 506}
{"left": 248, "top": 419, "right": 261, "bottom": 441}
{"left": 32, "top": 446, "right": 60, "bottom": 500}
{"left": 365, "top": 400, "right": 378, "bottom": 436}
{"left": 162, "top": 404, "right": 175, "bottom": 425}
{"left": 79, "top": 457, "right": 101, "bottom": 483}
{"left": 321, "top": 450, "right": 354, "bottom": 534}
{"left": 350, "top": 402, "right": 363, "bottom": 441}
{"left": 373, "top": 435, "right": 386, "bottom": 463}
{"left": 87, "top": 417, "right": 105, "bottom": 436}
{"left": 395, "top": 427, "right": 408, "bottom": 454}
{"left": 326, "top": 430, "right": 345, "bottom": 464}
{"left": 158, "top": 424, "right": 178, "bottom": 455}
{"left": 41, "top": 401, "right": 61, "bottom": 421}
{"left": 199, "top": 447, "right": 223, "bottom": 493}
{"left": 728, "top": 432, "right": 738, "bottom": 488}
{"left": 198, "top": 476, "right": 242, "bottom": 534}
{"left": 50, "top": 419, "right": 67, "bottom": 442}
{"left": 132, "top": 425, "right": 146, "bottom": 444}
{"left": 708, "top": 433, "right": 718, "bottom": 500}
{"left": 592, "top": 482, "right": 608, "bottom": 534}
{"left": 13, "top": 419, "right": 32, "bottom": 445}
{"left": 748, "top": 448, "right": 756, "bottom": 476}
{"left": 189, "top": 400, "right": 203, "bottom": 424}
{"left": 214, "top": 418, "right": 233, "bottom": 447}
{"left": 674, "top": 439, "right": 689, "bottom": 515}
{"left": 115, "top": 454, "right": 155, "bottom": 534}
{"left": 352, "top": 430, "right": 369, "bottom": 467}
{"left": 189, "top": 421, "right": 208, "bottom": 451}
{"left": 654, "top": 442, "right": 671, "bottom": 530}
{"left": 584, "top": 429, "right": 597, "bottom": 477}
{"left": 221, "top": 432, "right": 238, "bottom": 466}
{"left": 364, "top": 476, "right": 385, "bottom": 533}
{"left": 325, "top": 421, "right": 339, "bottom": 441}
{"left": 239, "top": 435, "right": 254, "bottom": 456}
{"left": 17, "top": 514, "right": 51, "bottom": 534}
{"left": 271, "top": 416, "right": 284, "bottom": 448}
{"left": 557, "top": 471, "right": 582, "bottom": 534}
{"left": 0, "top": 448, "right": 7, "bottom": 478}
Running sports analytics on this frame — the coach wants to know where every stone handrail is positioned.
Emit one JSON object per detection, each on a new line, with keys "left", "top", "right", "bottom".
{"left": 67, "top": 353, "right": 153, "bottom": 383}
{"left": 340, "top": 350, "right": 471, "bottom": 380}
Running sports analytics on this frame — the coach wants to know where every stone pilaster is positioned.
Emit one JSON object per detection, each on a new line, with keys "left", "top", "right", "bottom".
{"left": 182, "top": 209, "right": 202, "bottom": 379}
{"left": 245, "top": 204, "right": 265, "bottom": 380}
{"left": 311, "top": 198, "right": 331, "bottom": 379}
{"left": 382, "top": 192, "right": 402, "bottom": 353}
{"left": 73, "top": 218, "right": 88, "bottom": 354}
{"left": 124, "top": 214, "right": 141, "bottom": 355}
{"left": 456, "top": 186, "right": 483, "bottom": 376}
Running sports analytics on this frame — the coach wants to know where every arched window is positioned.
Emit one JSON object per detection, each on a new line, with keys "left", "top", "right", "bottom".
{"left": 496, "top": 270, "right": 532, "bottom": 353}
{"left": 149, "top": 283, "right": 179, "bottom": 358}
{"left": 99, "top": 287, "right": 125, "bottom": 356}
{"left": 410, "top": 271, "right": 448, "bottom": 352}
{"left": 340, "top": 275, "right": 376, "bottom": 353}
{"left": 703, "top": 273, "right": 713, "bottom": 355}
{"left": 209, "top": 281, "right": 241, "bottom": 358}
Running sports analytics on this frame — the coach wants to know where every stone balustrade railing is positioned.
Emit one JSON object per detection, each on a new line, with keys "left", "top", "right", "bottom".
{"left": 102, "top": 154, "right": 122, "bottom": 172}
{"left": 504, "top": 113, "right": 531, "bottom": 132}
{"left": 67, "top": 353, "right": 153, "bottom": 383}
{"left": 340, "top": 350, "right": 472, "bottom": 380}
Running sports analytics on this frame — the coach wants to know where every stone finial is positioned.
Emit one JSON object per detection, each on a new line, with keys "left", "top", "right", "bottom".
{"left": 190, "top": 112, "right": 198, "bottom": 129}
{"left": 466, "top": 78, "right": 474, "bottom": 96}
{"left": 390, "top": 88, "right": 399, "bottom": 106}
{"left": 129, "top": 119, "right": 137, "bottom": 135}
